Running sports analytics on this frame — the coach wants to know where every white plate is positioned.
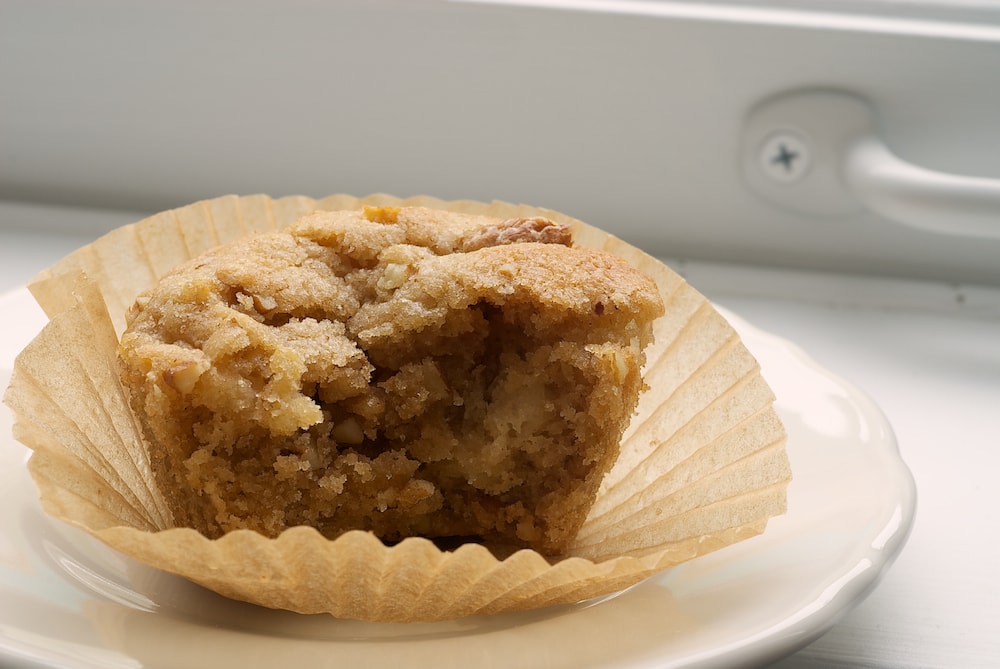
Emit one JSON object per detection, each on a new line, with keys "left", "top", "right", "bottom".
{"left": 0, "top": 287, "right": 915, "bottom": 669}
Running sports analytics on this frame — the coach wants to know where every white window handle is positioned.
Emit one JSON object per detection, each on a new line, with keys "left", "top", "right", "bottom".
{"left": 845, "top": 135, "right": 1000, "bottom": 238}
{"left": 742, "top": 90, "right": 1000, "bottom": 239}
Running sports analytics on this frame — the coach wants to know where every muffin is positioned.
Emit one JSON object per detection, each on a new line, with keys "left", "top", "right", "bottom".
{"left": 118, "top": 205, "right": 665, "bottom": 555}
{"left": 5, "top": 194, "right": 790, "bottom": 621}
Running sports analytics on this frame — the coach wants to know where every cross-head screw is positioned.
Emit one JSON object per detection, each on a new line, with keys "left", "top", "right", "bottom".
{"left": 759, "top": 132, "right": 810, "bottom": 183}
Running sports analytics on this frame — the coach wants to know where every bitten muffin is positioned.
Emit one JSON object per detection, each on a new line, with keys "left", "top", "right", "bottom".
{"left": 118, "top": 205, "right": 664, "bottom": 554}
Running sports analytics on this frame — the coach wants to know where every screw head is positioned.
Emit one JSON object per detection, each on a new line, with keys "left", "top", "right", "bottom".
{"left": 759, "top": 132, "right": 810, "bottom": 183}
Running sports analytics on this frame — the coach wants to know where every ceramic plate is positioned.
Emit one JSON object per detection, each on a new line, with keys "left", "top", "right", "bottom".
{"left": 0, "top": 287, "right": 915, "bottom": 669}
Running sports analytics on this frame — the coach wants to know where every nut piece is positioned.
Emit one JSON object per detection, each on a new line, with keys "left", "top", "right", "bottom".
{"left": 331, "top": 416, "right": 365, "bottom": 444}
{"left": 377, "top": 263, "right": 410, "bottom": 291}
{"left": 162, "top": 361, "right": 206, "bottom": 395}
{"left": 462, "top": 217, "right": 572, "bottom": 252}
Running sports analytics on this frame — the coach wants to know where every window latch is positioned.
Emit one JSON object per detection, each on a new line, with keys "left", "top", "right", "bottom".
{"left": 742, "top": 89, "right": 1000, "bottom": 239}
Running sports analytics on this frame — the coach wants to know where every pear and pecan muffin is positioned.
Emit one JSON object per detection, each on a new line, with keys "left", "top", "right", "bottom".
{"left": 118, "top": 205, "right": 663, "bottom": 554}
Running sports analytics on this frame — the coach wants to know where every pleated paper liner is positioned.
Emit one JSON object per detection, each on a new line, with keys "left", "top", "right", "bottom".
{"left": 4, "top": 194, "right": 790, "bottom": 622}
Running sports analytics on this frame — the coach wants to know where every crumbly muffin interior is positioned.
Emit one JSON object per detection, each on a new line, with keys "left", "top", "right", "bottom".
{"left": 118, "top": 206, "right": 663, "bottom": 555}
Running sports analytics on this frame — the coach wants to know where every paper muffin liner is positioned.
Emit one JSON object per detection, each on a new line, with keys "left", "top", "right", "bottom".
{"left": 4, "top": 194, "right": 790, "bottom": 622}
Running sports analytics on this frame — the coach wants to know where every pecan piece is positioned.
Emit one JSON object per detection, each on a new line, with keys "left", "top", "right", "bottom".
{"left": 462, "top": 217, "right": 572, "bottom": 252}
